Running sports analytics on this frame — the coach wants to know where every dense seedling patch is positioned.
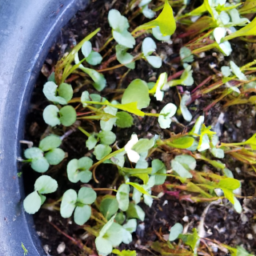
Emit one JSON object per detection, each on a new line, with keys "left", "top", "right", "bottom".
{"left": 21, "top": 0, "right": 256, "bottom": 255}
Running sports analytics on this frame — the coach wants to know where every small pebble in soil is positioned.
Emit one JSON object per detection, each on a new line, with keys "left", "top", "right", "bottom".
{"left": 183, "top": 216, "right": 189, "bottom": 222}
{"left": 247, "top": 234, "right": 253, "bottom": 240}
{"left": 43, "top": 244, "right": 51, "bottom": 255}
{"left": 57, "top": 242, "right": 66, "bottom": 254}
{"left": 235, "top": 120, "right": 242, "bottom": 128}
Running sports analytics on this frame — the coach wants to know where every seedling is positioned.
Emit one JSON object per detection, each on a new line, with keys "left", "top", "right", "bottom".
{"left": 60, "top": 187, "right": 96, "bottom": 225}
{"left": 24, "top": 175, "right": 58, "bottom": 214}
{"left": 24, "top": 135, "right": 65, "bottom": 173}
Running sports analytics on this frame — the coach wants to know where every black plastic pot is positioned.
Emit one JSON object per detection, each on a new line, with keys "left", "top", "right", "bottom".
{"left": 0, "top": 1, "right": 88, "bottom": 255}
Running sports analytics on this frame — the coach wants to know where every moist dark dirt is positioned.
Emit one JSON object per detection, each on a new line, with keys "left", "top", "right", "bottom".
{"left": 22, "top": 0, "right": 256, "bottom": 255}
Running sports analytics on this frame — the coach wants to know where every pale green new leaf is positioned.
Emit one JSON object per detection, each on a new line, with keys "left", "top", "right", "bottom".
{"left": 23, "top": 191, "right": 42, "bottom": 214}
{"left": 34, "top": 175, "right": 58, "bottom": 194}
{"left": 116, "top": 184, "right": 130, "bottom": 211}
{"left": 169, "top": 223, "right": 183, "bottom": 241}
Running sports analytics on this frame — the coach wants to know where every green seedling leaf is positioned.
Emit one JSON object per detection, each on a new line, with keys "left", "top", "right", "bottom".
{"left": 142, "top": 37, "right": 162, "bottom": 68}
{"left": 171, "top": 154, "right": 195, "bottom": 178}
{"left": 211, "top": 147, "right": 224, "bottom": 158}
{"left": 158, "top": 103, "right": 177, "bottom": 129}
{"left": 123, "top": 219, "right": 137, "bottom": 233}
{"left": 96, "top": 237, "right": 113, "bottom": 255}
{"left": 116, "top": 184, "right": 130, "bottom": 211}
{"left": 116, "top": 44, "right": 135, "bottom": 69}
{"left": 81, "top": 41, "right": 92, "bottom": 57}
{"left": 230, "top": 61, "right": 247, "bottom": 81}
{"left": 86, "top": 134, "right": 98, "bottom": 150}
{"left": 77, "top": 186, "right": 97, "bottom": 205}
{"left": 245, "top": 133, "right": 256, "bottom": 149}
{"left": 104, "top": 222, "right": 124, "bottom": 247}
{"left": 152, "top": 159, "right": 167, "bottom": 185}
{"left": 113, "top": 30, "right": 136, "bottom": 49}
{"left": 189, "top": 115, "right": 204, "bottom": 136}
{"left": 59, "top": 105, "right": 77, "bottom": 126}
{"left": 67, "top": 157, "right": 93, "bottom": 183}
{"left": 93, "top": 144, "right": 112, "bottom": 160}
{"left": 224, "top": 16, "right": 256, "bottom": 41}
{"left": 221, "top": 66, "right": 231, "bottom": 77}
{"left": 115, "top": 212, "right": 125, "bottom": 225}
{"left": 112, "top": 249, "right": 137, "bottom": 256}
{"left": 34, "top": 175, "right": 58, "bottom": 194}
{"left": 43, "top": 105, "right": 61, "bottom": 126}
{"left": 180, "top": 228, "right": 200, "bottom": 254}
{"left": 218, "top": 178, "right": 240, "bottom": 191}
{"left": 100, "top": 196, "right": 119, "bottom": 220}
{"left": 21, "top": 243, "right": 28, "bottom": 256}
{"left": 39, "top": 135, "right": 62, "bottom": 151}
{"left": 31, "top": 157, "right": 50, "bottom": 173}
{"left": 74, "top": 204, "right": 91, "bottom": 225}
{"left": 169, "top": 223, "right": 183, "bottom": 241}
{"left": 152, "top": 26, "right": 171, "bottom": 41}
{"left": 45, "top": 148, "right": 65, "bottom": 165}
{"left": 100, "top": 106, "right": 117, "bottom": 131}
{"left": 126, "top": 203, "right": 145, "bottom": 221}
{"left": 133, "top": 138, "right": 154, "bottom": 153}
{"left": 136, "top": 0, "right": 176, "bottom": 36}
{"left": 142, "top": 5, "right": 155, "bottom": 19}
{"left": 229, "top": 8, "right": 249, "bottom": 26}
{"left": 122, "top": 79, "right": 150, "bottom": 109}
{"left": 116, "top": 112, "right": 134, "bottom": 128}
{"left": 75, "top": 54, "right": 106, "bottom": 91}
{"left": 98, "top": 131, "right": 116, "bottom": 145}
{"left": 168, "top": 136, "right": 195, "bottom": 149}
{"left": 60, "top": 189, "right": 77, "bottom": 218}
{"left": 180, "top": 91, "right": 192, "bottom": 122}
{"left": 180, "top": 47, "right": 194, "bottom": 63}
{"left": 127, "top": 182, "right": 150, "bottom": 196}
{"left": 108, "top": 9, "right": 129, "bottom": 32}
{"left": 236, "top": 246, "right": 254, "bottom": 256}
{"left": 23, "top": 191, "right": 41, "bottom": 214}
{"left": 43, "top": 81, "right": 73, "bottom": 105}
{"left": 24, "top": 147, "right": 43, "bottom": 159}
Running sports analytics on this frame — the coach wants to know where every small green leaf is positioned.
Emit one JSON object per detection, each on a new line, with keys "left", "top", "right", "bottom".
{"left": 81, "top": 41, "right": 92, "bottom": 58}
{"left": 86, "top": 134, "right": 98, "bottom": 150}
{"left": 158, "top": 103, "right": 177, "bottom": 129}
{"left": 116, "top": 44, "right": 135, "bottom": 69}
{"left": 112, "top": 249, "right": 137, "bottom": 256}
{"left": 77, "top": 187, "right": 97, "bottom": 205}
{"left": 113, "top": 30, "right": 136, "bottom": 49}
{"left": 95, "top": 237, "right": 112, "bottom": 256}
{"left": 39, "top": 135, "right": 62, "bottom": 151}
{"left": 100, "top": 196, "right": 119, "bottom": 220}
{"left": 43, "top": 81, "right": 67, "bottom": 105}
{"left": 34, "top": 175, "right": 58, "bottom": 194}
{"left": 23, "top": 191, "right": 42, "bottom": 214}
{"left": 171, "top": 159, "right": 192, "bottom": 178}
{"left": 211, "top": 148, "right": 224, "bottom": 158}
{"left": 180, "top": 228, "right": 200, "bottom": 253}
{"left": 86, "top": 51, "right": 103, "bottom": 66}
{"left": 137, "top": 0, "right": 176, "bottom": 36}
{"left": 180, "top": 92, "right": 192, "bottom": 122}
{"left": 123, "top": 219, "right": 137, "bottom": 233}
{"left": 152, "top": 26, "right": 170, "bottom": 41}
{"left": 126, "top": 203, "right": 145, "bottom": 221}
{"left": 127, "top": 182, "right": 150, "bottom": 196}
{"left": 221, "top": 66, "right": 231, "bottom": 77}
{"left": 104, "top": 222, "right": 124, "bottom": 246}
{"left": 230, "top": 61, "right": 247, "bottom": 81}
{"left": 45, "top": 148, "right": 65, "bottom": 165}
{"left": 31, "top": 157, "right": 50, "bottom": 173}
{"left": 218, "top": 178, "right": 240, "bottom": 190}
{"left": 180, "top": 47, "right": 194, "bottom": 63}
{"left": 169, "top": 223, "right": 183, "bottom": 241}
{"left": 108, "top": 9, "right": 129, "bottom": 32}
{"left": 93, "top": 144, "right": 112, "bottom": 160}
{"left": 43, "top": 105, "right": 60, "bottom": 126}
{"left": 21, "top": 243, "right": 28, "bottom": 256}
{"left": 58, "top": 83, "right": 73, "bottom": 102}
{"left": 152, "top": 159, "right": 166, "bottom": 185}
{"left": 169, "top": 136, "right": 195, "bottom": 149}
{"left": 133, "top": 138, "right": 155, "bottom": 153}
{"left": 122, "top": 79, "right": 150, "bottom": 109}
{"left": 98, "top": 131, "right": 116, "bottom": 145}
{"left": 116, "top": 112, "right": 134, "bottom": 128}
{"left": 60, "top": 189, "right": 77, "bottom": 218}
{"left": 175, "top": 155, "right": 196, "bottom": 170}
{"left": 74, "top": 205, "right": 91, "bottom": 225}
{"left": 116, "top": 184, "right": 130, "bottom": 211}
{"left": 24, "top": 147, "right": 43, "bottom": 159}
{"left": 59, "top": 106, "right": 77, "bottom": 126}
{"left": 142, "top": 37, "right": 162, "bottom": 68}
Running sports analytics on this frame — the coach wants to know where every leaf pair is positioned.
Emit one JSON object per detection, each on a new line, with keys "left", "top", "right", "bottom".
{"left": 24, "top": 135, "right": 65, "bottom": 173}
{"left": 108, "top": 10, "right": 135, "bottom": 48}
{"left": 60, "top": 187, "right": 96, "bottom": 225}
{"left": 43, "top": 105, "right": 76, "bottom": 127}
{"left": 24, "top": 175, "right": 58, "bottom": 214}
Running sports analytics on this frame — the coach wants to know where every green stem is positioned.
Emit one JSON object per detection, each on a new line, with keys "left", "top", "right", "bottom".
{"left": 78, "top": 126, "right": 91, "bottom": 137}
{"left": 100, "top": 36, "right": 114, "bottom": 52}
{"left": 91, "top": 148, "right": 125, "bottom": 170}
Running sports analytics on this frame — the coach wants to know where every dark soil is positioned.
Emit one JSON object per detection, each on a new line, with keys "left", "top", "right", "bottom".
{"left": 22, "top": 0, "right": 256, "bottom": 255}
